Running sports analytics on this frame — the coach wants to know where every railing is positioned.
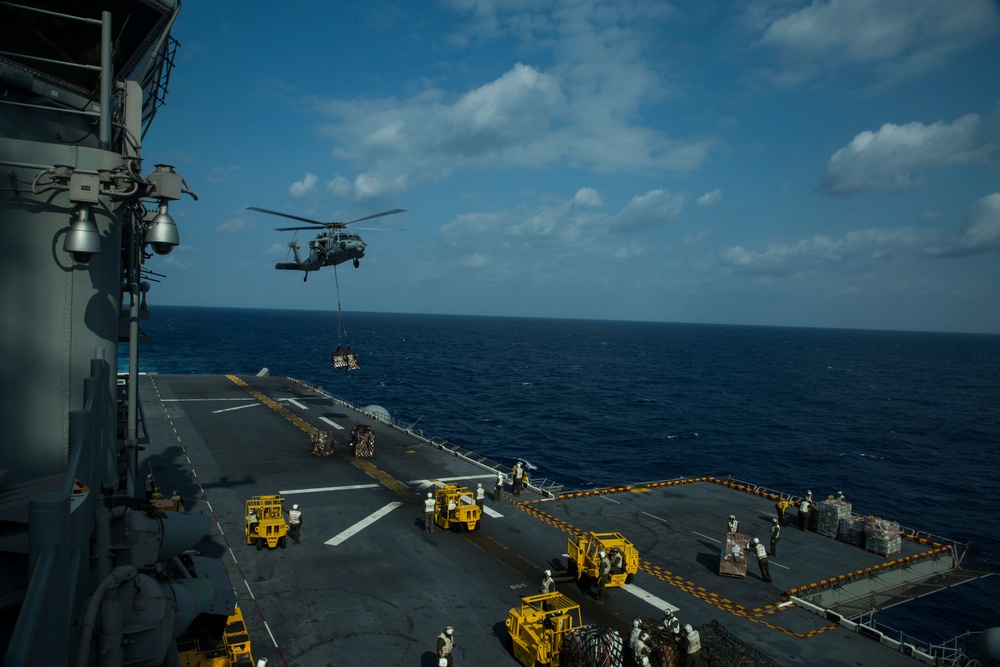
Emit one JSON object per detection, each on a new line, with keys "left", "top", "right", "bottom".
{"left": 856, "top": 614, "right": 987, "bottom": 667}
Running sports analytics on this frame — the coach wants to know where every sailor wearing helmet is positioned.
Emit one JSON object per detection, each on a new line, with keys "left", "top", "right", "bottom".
{"left": 770, "top": 518, "right": 781, "bottom": 558}
{"left": 424, "top": 492, "right": 436, "bottom": 533}
{"left": 436, "top": 626, "right": 455, "bottom": 666}
{"left": 475, "top": 483, "right": 485, "bottom": 511}
{"left": 288, "top": 503, "right": 302, "bottom": 544}
{"left": 596, "top": 550, "right": 612, "bottom": 603}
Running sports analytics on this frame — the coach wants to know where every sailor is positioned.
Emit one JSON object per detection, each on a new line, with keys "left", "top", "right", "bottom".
{"left": 596, "top": 550, "right": 611, "bottom": 603}
{"left": 683, "top": 624, "right": 702, "bottom": 667}
{"left": 288, "top": 504, "right": 302, "bottom": 544}
{"left": 540, "top": 569, "right": 555, "bottom": 594}
{"left": 512, "top": 461, "right": 524, "bottom": 495}
{"left": 663, "top": 608, "right": 680, "bottom": 634}
{"left": 171, "top": 490, "right": 182, "bottom": 511}
{"left": 256, "top": 658, "right": 268, "bottom": 667}
{"left": 493, "top": 471, "right": 504, "bottom": 502}
{"left": 475, "top": 483, "right": 485, "bottom": 511}
{"left": 436, "top": 626, "right": 455, "bottom": 667}
{"left": 248, "top": 510, "right": 259, "bottom": 536}
{"left": 770, "top": 518, "right": 781, "bottom": 558}
{"left": 797, "top": 496, "right": 811, "bottom": 531}
{"left": 447, "top": 497, "right": 457, "bottom": 520}
{"left": 628, "top": 617, "right": 643, "bottom": 654}
{"left": 144, "top": 473, "right": 154, "bottom": 500}
{"left": 749, "top": 537, "right": 772, "bottom": 582}
{"left": 635, "top": 631, "right": 652, "bottom": 663}
{"left": 728, "top": 514, "right": 739, "bottom": 534}
{"left": 424, "top": 492, "right": 436, "bottom": 533}
{"left": 609, "top": 546, "right": 624, "bottom": 574}
{"left": 836, "top": 490, "right": 846, "bottom": 502}
{"left": 805, "top": 489, "right": 818, "bottom": 531}
{"left": 775, "top": 495, "right": 791, "bottom": 526}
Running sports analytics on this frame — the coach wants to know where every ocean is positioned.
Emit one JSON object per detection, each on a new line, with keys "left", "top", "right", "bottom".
{"left": 125, "top": 306, "right": 1000, "bottom": 646}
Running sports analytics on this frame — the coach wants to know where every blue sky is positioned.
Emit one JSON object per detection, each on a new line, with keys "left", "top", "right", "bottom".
{"left": 144, "top": 0, "right": 1000, "bottom": 333}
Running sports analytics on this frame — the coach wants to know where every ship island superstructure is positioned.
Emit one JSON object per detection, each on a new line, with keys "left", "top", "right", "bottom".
{"left": 1, "top": 2, "right": 997, "bottom": 667}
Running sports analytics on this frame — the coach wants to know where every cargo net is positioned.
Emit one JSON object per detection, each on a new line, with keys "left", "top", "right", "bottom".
{"left": 560, "top": 624, "right": 624, "bottom": 667}
{"left": 699, "top": 620, "right": 782, "bottom": 667}
{"left": 309, "top": 430, "right": 335, "bottom": 457}
{"left": 351, "top": 425, "right": 375, "bottom": 458}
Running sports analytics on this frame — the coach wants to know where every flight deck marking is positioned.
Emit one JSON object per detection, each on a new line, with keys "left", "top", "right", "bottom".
{"left": 212, "top": 402, "right": 260, "bottom": 414}
{"left": 620, "top": 583, "right": 679, "bottom": 613}
{"left": 692, "top": 531, "right": 722, "bottom": 544}
{"left": 508, "top": 495, "right": 838, "bottom": 638}
{"left": 320, "top": 416, "right": 345, "bottom": 430}
{"left": 482, "top": 505, "right": 505, "bottom": 518}
{"left": 286, "top": 398, "right": 308, "bottom": 410}
{"left": 325, "top": 501, "right": 403, "bottom": 546}
{"left": 409, "top": 474, "right": 496, "bottom": 485}
{"left": 279, "top": 483, "right": 380, "bottom": 495}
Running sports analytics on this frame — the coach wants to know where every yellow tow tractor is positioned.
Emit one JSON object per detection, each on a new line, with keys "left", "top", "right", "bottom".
{"left": 245, "top": 495, "right": 289, "bottom": 550}
{"left": 176, "top": 603, "right": 254, "bottom": 667}
{"left": 434, "top": 484, "right": 482, "bottom": 532}
{"left": 566, "top": 532, "right": 639, "bottom": 586}
{"left": 506, "top": 592, "right": 583, "bottom": 667}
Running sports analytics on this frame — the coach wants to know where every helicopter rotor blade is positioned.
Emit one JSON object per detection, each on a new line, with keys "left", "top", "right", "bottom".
{"left": 245, "top": 207, "right": 327, "bottom": 226}
{"left": 274, "top": 225, "right": 333, "bottom": 231}
{"left": 345, "top": 208, "right": 406, "bottom": 225}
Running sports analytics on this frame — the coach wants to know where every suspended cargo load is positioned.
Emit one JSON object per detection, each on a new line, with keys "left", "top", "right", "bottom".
{"left": 310, "top": 430, "right": 335, "bottom": 457}
{"left": 719, "top": 533, "right": 749, "bottom": 578}
{"left": 346, "top": 349, "right": 360, "bottom": 370}
{"left": 351, "top": 424, "right": 375, "bottom": 457}
{"left": 331, "top": 345, "right": 347, "bottom": 368}
{"left": 816, "top": 498, "right": 852, "bottom": 538}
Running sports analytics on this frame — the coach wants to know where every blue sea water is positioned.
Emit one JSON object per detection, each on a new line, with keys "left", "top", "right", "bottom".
{"left": 125, "top": 306, "right": 1000, "bottom": 645}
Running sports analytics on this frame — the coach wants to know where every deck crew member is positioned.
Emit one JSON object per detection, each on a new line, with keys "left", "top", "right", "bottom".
{"left": 144, "top": 474, "right": 154, "bottom": 500}
{"left": 493, "top": 472, "right": 504, "bottom": 502}
{"left": 683, "top": 624, "right": 701, "bottom": 667}
{"left": 663, "top": 608, "right": 680, "bottom": 634}
{"left": 596, "top": 550, "right": 611, "bottom": 603}
{"left": 797, "top": 497, "right": 811, "bottom": 531}
{"left": 836, "top": 490, "right": 846, "bottom": 501}
{"left": 749, "top": 537, "right": 772, "bottom": 582}
{"left": 248, "top": 510, "right": 259, "bottom": 536}
{"left": 609, "top": 547, "right": 624, "bottom": 574}
{"left": 512, "top": 461, "right": 524, "bottom": 495}
{"left": 436, "top": 626, "right": 455, "bottom": 667}
{"left": 775, "top": 495, "right": 791, "bottom": 525}
{"left": 424, "top": 492, "right": 436, "bottom": 533}
{"left": 635, "top": 632, "right": 651, "bottom": 663}
{"left": 171, "top": 490, "right": 182, "bottom": 511}
{"left": 770, "top": 519, "right": 781, "bottom": 557}
{"left": 540, "top": 569, "right": 555, "bottom": 594}
{"left": 629, "top": 617, "right": 643, "bottom": 653}
{"left": 728, "top": 514, "right": 739, "bottom": 534}
{"left": 475, "top": 483, "right": 485, "bottom": 511}
{"left": 288, "top": 504, "right": 302, "bottom": 544}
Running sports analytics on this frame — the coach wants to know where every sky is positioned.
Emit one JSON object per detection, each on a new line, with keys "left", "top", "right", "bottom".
{"left": 142, "top": 0, "right": 1000, "bottom": 334}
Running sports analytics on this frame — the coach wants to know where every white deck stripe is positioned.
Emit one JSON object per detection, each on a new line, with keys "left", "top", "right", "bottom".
{"left": 280, "top": 483, "right": 380, "bottom": 495}
{"left": 320, "top": 416, "right": 345, "bottom": 430}
{"left": 620, "top": 582, "right": 680, "bottom": 613}
{"left": 211, "top": 402, "right": 260, "bottom": 414}
{"left": 286, "top": 398, "right": 308, "bottom": 410}
{"left": 409, "top": 474, "right": 497, "bottom": 486}
{"left": 482, "top": 505, "right": 504, "bottom": 518}
{"left": 325, "top": 501, "right": 403, "bottom": 546}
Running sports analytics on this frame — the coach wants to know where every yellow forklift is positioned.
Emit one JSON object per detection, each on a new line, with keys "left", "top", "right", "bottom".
{"left": 506, "top": 592, "right": 583, "bottom": 666}
{"left": 176, "top": 604, "right": 254, "bottom": 667}
{"left": 566, "top": 532, "right": 639, "bottom": 586}
{"left": 245, "top": 495, "right": 289, "bottom": 550}
{"left": 434, "top": 484, "right": 482, "bottom": 532}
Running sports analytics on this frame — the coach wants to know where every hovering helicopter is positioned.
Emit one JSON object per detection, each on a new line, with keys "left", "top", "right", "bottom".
{"left": 245, "top": 206, "right": 405, "bottom": 281}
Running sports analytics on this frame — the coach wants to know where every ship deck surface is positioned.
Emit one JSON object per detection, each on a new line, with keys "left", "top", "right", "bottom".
{"left": 140, "top": 373, "right": 935, "bottom": 666}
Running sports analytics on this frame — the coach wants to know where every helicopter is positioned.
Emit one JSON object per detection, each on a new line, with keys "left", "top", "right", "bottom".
{"left": 245, "top": 206, "right": 405, "bottom": 281}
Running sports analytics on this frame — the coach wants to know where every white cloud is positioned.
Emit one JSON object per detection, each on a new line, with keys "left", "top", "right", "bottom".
{"left": 697, "top": 189, "right": 722, "bottom": 208}
{"left": 289, "top": 173, "right": 318, "bottom": 197}
{"left": 819, "top": 114, "right": 994, "bottom": 195}
{"left": 612, "top": 189, "right": 686, "bottom": 232}
{"left": 926, "top": 193, "right": 1000, "bottom": 256}
{"left": 215, "top": 217, "right": 256, "bottom": 234}
{"left": 755, "top": 0, "right": 1000, "bottom": 85}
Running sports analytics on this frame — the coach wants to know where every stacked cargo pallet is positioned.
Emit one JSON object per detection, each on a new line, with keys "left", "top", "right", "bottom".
{"left": 864, "top": 518, "right": 902, "bottom": 556}
{"left": 719, "top": 533, "right": 749, "bottom": 578}
{"left": 559, "top": 625, "right": 624, "bottom": 667}
{"left": 351, "top": 425, "right": 375, "bottom": 457}
{"left": 309, "top": 430, "right": 335, "bottom": 457}
{"left": 816, "top": 498, "right": 852, "bottom": 538}
{"left": 837, "top": 515, "right": 867, "bottom": 547}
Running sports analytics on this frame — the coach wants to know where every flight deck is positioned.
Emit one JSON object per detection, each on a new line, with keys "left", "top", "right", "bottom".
{"left": 139, "top": 373, "right": 960, "bottom": 666}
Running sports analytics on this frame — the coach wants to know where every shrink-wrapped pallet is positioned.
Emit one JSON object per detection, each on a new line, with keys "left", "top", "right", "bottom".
{"left": 864, "top": 517, "right": 901, "bottom": 556}
{"left": 309, "top": 430, "right": 335, "bottom": 456}
{"left": 719, "top": 533, "right": 749, "bottom": 578}
{"left": 837, "top": 515, "right": 866, "bottom": 547}
{"left": 816, "top": 498, "right": 852, "bottom": 538}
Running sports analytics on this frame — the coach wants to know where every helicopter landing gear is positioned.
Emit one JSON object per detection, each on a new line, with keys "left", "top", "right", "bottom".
{"left": 353, "top": 258, "right": 360, "bottom": 268}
